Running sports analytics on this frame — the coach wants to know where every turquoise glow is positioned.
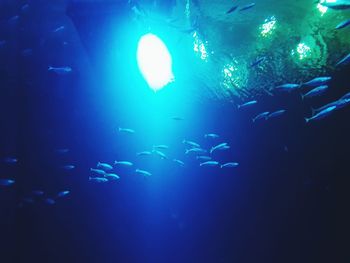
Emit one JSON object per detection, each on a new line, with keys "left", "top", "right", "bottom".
{"left": 136, "top": 33, "right": 174, "bottom": 91}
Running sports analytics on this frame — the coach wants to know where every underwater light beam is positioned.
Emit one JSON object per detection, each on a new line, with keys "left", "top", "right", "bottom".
{"left": 136, "top": 33, "right": 174, "bottom": 91}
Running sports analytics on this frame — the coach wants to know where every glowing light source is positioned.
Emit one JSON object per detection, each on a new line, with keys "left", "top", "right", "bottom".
{"left": 260, "top": 16, "right": 277, "bottom": 37}
{"left": 291, "top": 43, "right": 311, "bottom": 60}
{"left": 136, "top": 33, "right": 174, "bottom": 91}
{"left": 317, "top": 0, "right": 337, "bottom": 15}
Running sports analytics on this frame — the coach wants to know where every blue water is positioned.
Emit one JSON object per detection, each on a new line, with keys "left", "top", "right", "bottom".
{"left": 0, "top": 1, "right": 349, "bottom": 263}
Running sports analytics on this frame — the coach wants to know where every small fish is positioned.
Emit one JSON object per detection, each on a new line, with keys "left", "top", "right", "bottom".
{"left": 57, "top": 190, "right": 70, "bottom": 198}
{"left": 204, "top": 133, "right": 219, "bottom": 139}
{"left": 210, "top": 143, "right": 228, "bottom": 154}
{"left": 220, "top": 162, "right": 239, "bottom": 168}
{"left": 173, "top": 159, "right": 185, "bottom": 166}
{"left": 171, "top": 116, "right": 184, "bottom": 121}
{"left": 196, "top": 156, "right": 212, "bottom": 161}
{"left": 96, "top": 162, "right": 113, "bottom": 171}
{"left": 118, "top": 127, "right": 135, "bottom": 134}
{"left": 185, "top": 148, "right": 207, "bottom": 154}
{"left": 226, "top": 5, "right": 238, "bottom": 14}
{"left": 182, "top": 140, "right": 200, "bottom": 148}
{"left": 89, "top": 176, "right": 108, "bottom": 183}
{"left": 136, "top": 151, "right": 152, "bottom": 156}
{"left": 152, "top": 150, "right": 168, "bottom": 159}
{"left": 340, "top": 92, "right": 350, "bottom": 100}
{"left": 239, "top": 3, "right": 255, "bottom": 11}
{"left": 200, "top": 161, "right": 219, "bottom": 167}
{"left": 104, "top": 173, "right": 120, "bottom": 180}
{"left": 0, "top": 179, "right": 15, "bottom": 186}
{"left": 275, "top": 83, "right": 300, "bottom": 91}
{"left": 335, "top": 53, "right": 350, "bottom": 67}
{"left": 90, "top": 168, "right": 106, "bottom": 176}
{"left": 45, "top": 198, "right": 56, "bottom": 205}
{"left": 303, "top": 76, "right": 331, "bottom": 87}
{"left": 48, "top": 66, "right": 72, "bottom": 75}
{"left": 335, "top": 19, "right": 350, "bottom": 29}
{"left": 267, "top": 110, "right": 286, "bottom": 119}
{"left": 305, "top": 105, "right": 337, "bottom": 123}
{"left": 250, "top": 57, "right": 265, "bottom": 68}
{"left": 321, "top": 1, "right": 350, "bottom": 10}
{"left": 220, "top": 145, "right": 231, "bottom": 150}
{"left": 114, "top": 161, "right": 133, "bottom": 166}
{"left": 153, "top": 145, "right": 169, "bottom": 150}
{"left": 135, "top": 169, "right": 152, "bottom": 177}
{"left": 252, "top": 111, "right": 270, "bottom": 122}
{"left": 3, "top": 157, "right": 18, "bottom": 164}
{"left": 301, "top": 85, "right": 329, "bottom": 99}
{"left": 61, "top": 165, "right": 75, "bottom": 170}
{"left": 21, "top": 48, "right": 33, "bottom": 57}
{"left": 32, "top": 190, "right": 44, "bottom": 196}
{"left": 55, "top": 148, "right": 69, "bottom": 154}
{"left": 237, "top": 100, "right": 257, "bottom": 109}
{"left": 53, "top": 25, "right": 65, "bottom": 33}
{"left": 21, "top": 3, "right": 29, "bottom": 12}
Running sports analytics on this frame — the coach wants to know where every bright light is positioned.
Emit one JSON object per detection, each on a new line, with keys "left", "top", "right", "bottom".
{"left": 291, "top": 43, "right": 311, "bottom": 60}
{"left": 260, "top": 16, "right": 277, "bottom": 37}
{"left": 137, "top": 33, "right": 174, "bottom": 91}
{"left": 317, "top": 0, "right": 337, "bottom": 15}
{"left": 193, "top": 31, "right": 208, "bottom": 61}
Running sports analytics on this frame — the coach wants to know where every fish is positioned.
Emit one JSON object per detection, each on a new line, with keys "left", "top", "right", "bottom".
{"left": 90, "top": 168, "right": 106, "bottom": 176}
{"left": 45, "top": 198, "right": 56, "bottom": 205}
{"left": 96, "top": 162, "right": 113, "bottom": 171}
{"left": 199, "top": 161, "right": 219, "bottom": 167}
{"left": 32, "top": 190, "right": 44, "bottom": 196}
{"left": 320, "top": 1, "right": 350, "bottom": 10}
{"left": 303, "top": 76, "right": 331, "bottom": 87}
{"left": 204, "top": 133, "right": 219, "bottom": 138}
{"left": 335, "top": 19, "right": 350, "bottom": 29}
{"left": 196, "top": 156, "right": 212, "bottom": 161}
{"left": 220, "top": 145, "right": 231, "bottom": 150}
{"left": 57, "top": 190, "right": 70, "bottom": 198}
{"left": 226, "top": 5, "right": 238, "bottom": 14}
{"left": 21, "top": 3, "right": 29, "bottom": 12}
{"left": 311, "top": 96, "right": 350, "bottom": 115}
{"left": 0, "top": 179, "right": 15, "bottom": 186}
{"left": 250, "top": 57, "right": 265, "bottom": 68}
{"left": 55, "top": 148, "right": 69, "bottom": 154}
{"left": 53, "top": 25, "right": 65, "bottom": 33}
{"left": 239, "top": 3, "right": 255, "bottom": 11}
{"left": 135, "top": 169, "right": 152, "bottom": 177}
{"left": 61, "top": 165, "right": 75, "bottom": 170}
{"left": 171, "top": 116, "right": 184, "bottom": 120}
{"left": 305, "top": 105, "right": 337, "bottom": 123}
{"left": 301, "top": 85, "right": 329, "bottom": 99}
{"left": 3, "top": 157, "right": 18, "bottom": 164}
{"left": 48, "top": 66, "right": 72, "bottom": 74}
{"left": 252, "top": 111, "right": 270, "bottom": 122}
{"left": 152, "top": 150, "right": 168, "bottom": 159}
{"left": 185, "top": 148, "right": 207, "bottom": 154}
{"left": 173, "top": 159, "right": 185, "bottom": 166}
{"left": 220, "top": 162, "right": 239, "bottom": 168}
{"left": 275, "top": 83, "right": 300, "bottom": 92}
{"left": 153, "top": 145, "right": 169, "bottom": 150}
{"left": 114, "top": 161, "right": 133, "bottom": 166}
{"left": 118, "top": 127, "right": 135, "bottom": 134}
{"left": 136, "top": 151, "right": 152, "bottom": 156}
{"left": 21, "top": 48, "right": 33, "bottom": 57}
{"left": 210, "top": 143, "right": 228, "bottom": 154}
{"left": 182, "top": 140, "right": 201, "bottom": 148}
{"left": 89, "top": 176, "right": 108, "bottom": 183}
{"left": 335, "top": 53, "right": 350, "bottom": 67}
{"left": 267, "top": 110, "right": 286, "bottom": 119}
{"left": 104, "top": 173, "right": 120, "bottom": 180}
{"left": 237, "top": 100, "right": 257, "bottom": 109}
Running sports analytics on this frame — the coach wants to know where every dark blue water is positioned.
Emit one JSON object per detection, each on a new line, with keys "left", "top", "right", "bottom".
{"left": 0, "top": 1, "right": 349, "bottom": 263}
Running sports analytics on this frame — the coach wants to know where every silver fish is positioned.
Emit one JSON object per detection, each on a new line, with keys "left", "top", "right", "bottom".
{"left": 185, "top": 148, "right": 207, "bottom": 154}
{"left": 303, "top": 76, "right": 331, "bottom": 87}
{"left": 182, "top": 140, "right": 200, "bottom": 148}
{"left": 204, "top": 133, "right": 219, "bottom": 138}
{"left": 152, "top": 150, "right": 168, "bottom": 159}
{"left": 104, "top": 173, "right": 120, "bottom": 180}
{"left": 135, "top": 169, "right": 152, "bottom": 177}
{"left": 0, "top": 179, "right": 15, "bottom": 186}
{"left": 89, "top": 176, "right": 108, "bottom": 183}
{"left": 153, "top": 145, "right": 169, "bottom": 150}
{"left": 210, "top": 143, "right": 228, "bottom": 154}
{"left": 252, "top": 111, "right": 269, "bottom": 122}
{"left": 57, "top": 190, "right": 70, "bottom": 198}
{"left": 61, "top": 165, "right": 75, "bottom": 170}
{"left": 200, "top": 161, "right": 219, "bottom": 167}
{"left": 114, "top": 161, "right": 133, "bottom": 166}
{"left": 237, "top": 100, "right": 257, "bottom": 109}
{"left": 90, "top": 168, "right": 106, "bottom": 176}
{"left": 305, "top": 105, "right": 337, "bottom": 123}
{"left": 267, "top": 110, "right": 286, "bottom": 119}
{"left": 335, "top": 53, "right": 350, "bottom": 67}
{"left": 275, "top": 83, "right": 300, "bottom": 91}
{"left": 96, "top": 162, "right": 113, "bottom": 171}
{"left": 48, "top": 66, "right": 72, "bottom": 74}
{"left": 239, "top": 3, "right": 255, "bottom": 11}
{"left": 196, "top": 156, "right": 212, "bottom": 161}
{"left": 118, "top": 127, "right": 135, "bottom": 134}
{"left": 173, "top": 159, "right": 185, "bottom": 166}
{"left": 136, "top": 151, "right": 152, "bottom": 156}
{"left": 220, "top": 162, "right": 239, "bottom": 168}
{"left": 336, "top": 19, "right": 350, "bottom": 29}
{"left": 301, "top": 85, "right": 329, "bottom": 99}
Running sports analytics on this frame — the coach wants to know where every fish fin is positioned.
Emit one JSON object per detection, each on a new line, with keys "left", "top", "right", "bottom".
{"left": 185, "top": 149, "right": 189, "bottom": 154}
{"left": 220, "top": 165, "right": 223, "bottom": 168}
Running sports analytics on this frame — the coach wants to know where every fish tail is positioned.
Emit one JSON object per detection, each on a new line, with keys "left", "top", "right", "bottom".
{"left": 311, "top": 107, "right": 316, "bottom": 116}
{"left": 220, "top": 165, "right": 223, "bottom": 168}
{"left": 304, "top": 117, "right": 310, "bottom": 123}
{"left": 300, "top": 93, "right": 304, "bottom": 100}
{"left": 89, "top": 176, "right": 92, "bottom": 181}
{"left": 185, "top": 149, "right": 189, "bottom": 154}
{"left": 237, "top": 105, "right": 241, "bottom": 109}
{"left": 48, "top": 66, "right": 53, "bottom": 70}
